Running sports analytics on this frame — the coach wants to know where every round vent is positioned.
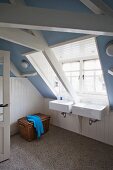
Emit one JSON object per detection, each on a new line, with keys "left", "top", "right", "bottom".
{"left": 21, "top": 60, "right": 29, "bottom": 69}
{"left": 106, "top": 41, "right": 113, "bottom": 56}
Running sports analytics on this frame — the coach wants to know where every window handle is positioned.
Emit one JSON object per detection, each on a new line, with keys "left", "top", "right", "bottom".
{"left": 0, "top": 104, "right": 8, "bottom": 107}
{"left": 78, "top": 75, "right": 80, "bottom": 80}
{"left": 82, "top": 75, "right": 84, "bottom": 80}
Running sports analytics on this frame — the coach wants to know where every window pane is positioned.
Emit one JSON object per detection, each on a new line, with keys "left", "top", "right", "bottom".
{"left": 83, "top": 69, "right": 106, "bottom": 93}
{"left": 71, "top": 72, "right": 79, "bottom": 76}
{"left": 67, "top": 77, "right": 71, "bottom": 82}
{"left": 71, "top": 62, "right": 80, "bottom": 71}
{"left": 83, "top": 76, "right": 94, "bottom": 92}
{"left": 84, "top": 59, "right": 101, "bottom": 70}
{"left": 62, "top": 62, "right": 80, "bottom": 92}
{"left": 82, "top": 59, "right": 106, "bottom": 94}
{"left": 71, "top": 77, "right": 79, "bottom": 91}
{"left": 84, "top": 71, "right": 94, "bottom": 76}
{"left": 83, "top": 70, "right": 95, "bottom": 92}
{"left": 64, "top": 70, "right": 80, "bottom": 92}
{"left": 95, "top": 71, "right": 106, "bottom": 93}
{"left": 63, "top": 63, "right": 70, "bottom": 71}
{"left": 63, "top": 62, "right": 80, "bottom": 71}
{"left": 84, "top": 60, "right": 95, "bottom": 70}
{"left": 65, "top": 72, "right": 70, "bottom": 77}
{"left": 95, "top": 70, "right": 102, "bottom": 76}
{"left": 95, "top": 60, "right": 101, "bottom": 69}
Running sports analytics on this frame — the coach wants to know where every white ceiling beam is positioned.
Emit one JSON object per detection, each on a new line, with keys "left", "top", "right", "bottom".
{"left": 26, "top": 54, "right": 57, "bottom": 97}
{"left": 80, "top": 0, "right": 103, "bottom": 14}
{"left": 0, "top": 27, "right": 46, "bottom": 51}
{"left": 42, "top": 49, "right": 79, "bottom": 102}
{"left": 32, "top": 30, "right": 79, "bottom": 102}
{"left": 80, "top": 0, "right": 113, "bottom": 17}
{"left": 11, "top": 61, "right": 38, "bottom": 78}
{"left": 21, "top": 72, "right": 37, "bottom": 77}
{"left": 0, "top": 27, "right": 97, "bottom": 52}
{"left": 0, "top": 4, "right": 113, "bottom": 36}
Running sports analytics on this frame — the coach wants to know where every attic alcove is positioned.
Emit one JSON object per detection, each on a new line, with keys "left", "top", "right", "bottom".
{"left": 49, "top": 37, "right": 108, "bottom": 123}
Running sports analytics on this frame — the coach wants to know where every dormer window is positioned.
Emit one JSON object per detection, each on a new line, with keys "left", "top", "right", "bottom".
{"left": 62, "top": 59, "right": 106, "bottom": 95}
{"left": 52, "top": 37, "right": 107, "bottom": 102}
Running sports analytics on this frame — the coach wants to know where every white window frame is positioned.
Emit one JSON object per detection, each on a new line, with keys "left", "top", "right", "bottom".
{"left": 62, "top": 57, "right": 107, "bottom": 96}
{"left": 62, "top": 61, "right": 80, "bottom": 92}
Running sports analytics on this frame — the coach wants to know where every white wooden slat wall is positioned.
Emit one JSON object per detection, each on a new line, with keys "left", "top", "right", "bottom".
{"left": 10, "top": 77, "right": 44, "bottom": 135}
{"left": 44, "top": 98, "right": 113, "bottom": 146}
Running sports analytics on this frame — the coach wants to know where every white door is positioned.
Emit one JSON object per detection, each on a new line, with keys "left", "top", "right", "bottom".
{"left": 0, "top": 51, "right": 10, "bottom": 162}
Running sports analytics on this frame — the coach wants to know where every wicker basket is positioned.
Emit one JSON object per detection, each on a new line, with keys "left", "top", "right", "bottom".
{"left": 18, "top": 113, "right": 50, "bottom": 141}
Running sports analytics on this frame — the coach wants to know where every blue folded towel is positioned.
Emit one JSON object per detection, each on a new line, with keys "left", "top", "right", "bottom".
{"left": 26, "top": 115, "right": 44, "bottom": 138}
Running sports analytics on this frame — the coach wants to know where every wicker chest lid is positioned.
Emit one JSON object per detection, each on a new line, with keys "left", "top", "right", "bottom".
{"left": 18, "top": 113, "right": 50, "bottom": 124}
{"left": 35, "top": 113, "right": 50, "bottom": 121}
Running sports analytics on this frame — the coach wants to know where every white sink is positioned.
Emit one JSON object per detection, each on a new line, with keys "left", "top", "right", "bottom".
{"left": 72, "top": 103, "right": 107, "bottom": 120}
{"left": 49, "top": 100, "right": 73, "bottom": 113}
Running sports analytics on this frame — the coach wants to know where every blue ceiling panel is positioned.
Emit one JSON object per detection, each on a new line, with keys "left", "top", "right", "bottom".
{"left": 0, "top": 39, "right": 33, "bottom": 74}
{"left": 25, "top": 0, "right": 92, "bottom": 13}
{"left": 28, "top": 76, "right": 56, "bottom": 99}
{"left": 42, "top": 31, "right": 85, "bottom": 46}
{"left": 0, "top": 0, "right": 9, "bottom": 3}
{"left": 103, "top": 0, "right": 113, "bottom": 10}
{"left": 96, "top": 36, "right": 113, "bottom": 109}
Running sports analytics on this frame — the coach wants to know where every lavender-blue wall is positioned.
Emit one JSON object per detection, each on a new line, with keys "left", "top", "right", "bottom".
{"left": 96, "top": 36, "right": 113, "bottom": 109}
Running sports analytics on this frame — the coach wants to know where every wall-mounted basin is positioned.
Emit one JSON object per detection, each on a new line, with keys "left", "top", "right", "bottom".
{"left": 49, "top": 100, "right": 73, "bottom": 113}
{"left": 72, "top": 102, "right": 107, "bottom": 120}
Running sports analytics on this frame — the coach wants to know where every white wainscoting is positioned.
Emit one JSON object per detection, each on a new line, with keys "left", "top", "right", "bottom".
{"left": 44, "top": 98, "right": 113, "bottom": 146}
{"left": 10, "top": 77, "right": 44, "bottom": 135}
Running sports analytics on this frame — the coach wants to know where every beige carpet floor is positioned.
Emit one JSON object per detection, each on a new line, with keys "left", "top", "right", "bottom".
{"left": 0, "top": 125, "right": 113, "bottom": 170}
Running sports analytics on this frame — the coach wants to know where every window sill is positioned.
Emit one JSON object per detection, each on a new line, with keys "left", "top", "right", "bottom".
{"left": 77, "top": 93, "right": 108, "bottom": 105}
{"left": 77, "top": 92, "right": 107, "bottom": 96}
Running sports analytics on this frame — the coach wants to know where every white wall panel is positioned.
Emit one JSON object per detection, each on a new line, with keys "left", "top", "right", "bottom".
{"left": 10, "top": 77, "right": 44, "bottom": 135}
{"left": 44, "top": 98, "right": 113, "bottom": 146}
{"left": 0, "top": 128, "right": 3, "bottom": 153}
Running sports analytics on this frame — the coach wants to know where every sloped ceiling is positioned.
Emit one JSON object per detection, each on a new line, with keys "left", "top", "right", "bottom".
{"left": 0, "top": 0, "right": 90, "bottom": 99}
{"left": 0, "top": 0, "right": 113, "bottom": 107}
{"left": 0, "top": 38, "right": 56, "bottom": 98}
{"left": 42, "top": 31, "right": 85, "bottom": 46}
{"left": 103, "top": 0, "right": 113, "bottom": 10}
{"left": 24, "top": 0, "right": 93, "bottom": 13}
{"left": 24, "top": 0, "right": 91, "bottom": 46}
